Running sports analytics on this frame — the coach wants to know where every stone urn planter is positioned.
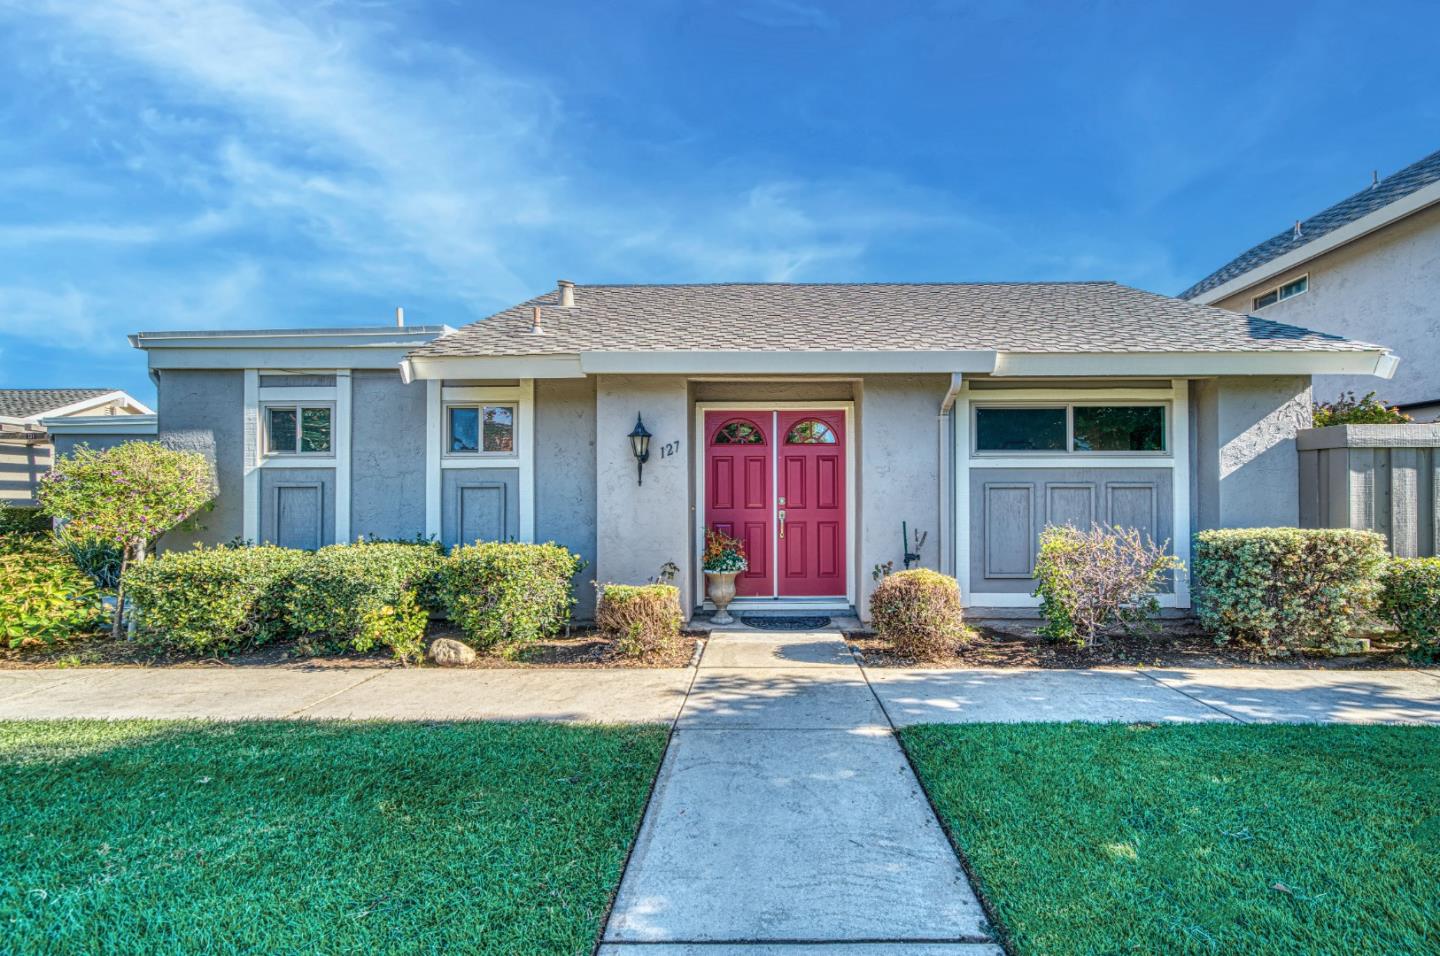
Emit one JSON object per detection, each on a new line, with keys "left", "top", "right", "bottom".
{"left": 705, "top": 570, "right": 740, "bottom": 625}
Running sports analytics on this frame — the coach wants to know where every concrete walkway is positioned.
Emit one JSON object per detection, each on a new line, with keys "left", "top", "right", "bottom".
{"left": 600, "top": 629, "right": 1002, "bottom": 955}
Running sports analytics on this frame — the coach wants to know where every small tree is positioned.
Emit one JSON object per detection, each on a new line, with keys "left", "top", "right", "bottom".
{"left": 38, "top": 442, "right": 214, "bottom": 639}
{"left": 1313, "top": 391, "right": 1411, "bottom": 426}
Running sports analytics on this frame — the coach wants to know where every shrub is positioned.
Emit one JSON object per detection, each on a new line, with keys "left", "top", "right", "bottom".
{"left": 1193, "top": 528, "right": 1388, "bottom": 656}
{"left": 1033, "top": 525, "right": 1182, "bottom": 647}
{"left": 870, "top": 568, "right": 965, "bottom": 660}
{"left": 1313, "top": 390, "right": 1411, "bottom": 427}
{"left": 596, "top": 584, "right": 682, "bottom": 658}
{"left": 0, "top": 503, "right": 51, "bottom": 538}
{"left": 282, "top": 541, "right": 445, "bottom": 663}
{"left": 0, "top": 538, "right": 103, "bottom": 647}
{"left": 38, "top": 441, "right": 214, "bottom": 639}
{"left": 125, "top": 546, "right": 307, "bottom": 654}
{"left": 1379, "top": 557, "right": 1440, "bottom": 661}
{"left": 438, "top": 542, "right": 583, "bottom": 650}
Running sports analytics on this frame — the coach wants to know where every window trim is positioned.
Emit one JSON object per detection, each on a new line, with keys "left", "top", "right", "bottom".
{"left": 972, "top": 401, "right": 1171, "bottom": 457}
{"left": 443, "top": 401, "right": 519, "bottom": 458}
{"left": 261, "top": 402, "right": 335, "bottom": 458}
{"left": 1252, "top": 273, "right": 1308, "bottom": 311}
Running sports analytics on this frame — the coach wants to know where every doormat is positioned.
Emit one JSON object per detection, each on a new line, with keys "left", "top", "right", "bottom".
{"left": 741, "top": 615, "right": 832, "bottom": 631}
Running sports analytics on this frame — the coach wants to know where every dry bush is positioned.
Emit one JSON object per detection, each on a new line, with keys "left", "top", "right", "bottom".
{"left": 870, "top": 569, "right": 965, "bottom": 660}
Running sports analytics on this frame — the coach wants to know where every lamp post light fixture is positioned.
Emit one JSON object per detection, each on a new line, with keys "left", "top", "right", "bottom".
{"left": 628, "top": 413, "right": 652, "bottom": 485}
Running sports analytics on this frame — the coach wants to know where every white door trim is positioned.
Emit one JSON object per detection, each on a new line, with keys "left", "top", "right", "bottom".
{"left": 693, "top": 401, "right": 856, "bottom": 610}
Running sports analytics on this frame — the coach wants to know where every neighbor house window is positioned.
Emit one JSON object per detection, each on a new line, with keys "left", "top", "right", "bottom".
{"left": 975, "top": 404, "right": 1167, "bottom": 454}
{"left": 448, "top": 404, "right": 516, "bottom": 454}
{"left": 265, "top": 405, "right": 332, "bottom": 455}
{"left": 1253, "top": 274, "right": 1308, "bottom": 310}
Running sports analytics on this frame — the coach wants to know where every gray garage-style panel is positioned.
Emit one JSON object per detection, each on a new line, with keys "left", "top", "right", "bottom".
{"left": 442, "top": 467, "right": 520, "bottom": 547}
{"left": 259, "top": 467, "right": 335, "bottom": 548}
{"left": 969, "top": 467, "right": 1173, "bottom": 594}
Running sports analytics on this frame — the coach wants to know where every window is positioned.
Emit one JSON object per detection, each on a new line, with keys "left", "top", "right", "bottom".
{"left": 975, "top": 407, "right": 1066, "bottom": 451}
{"left": 448, "top": 404, "right": 515, "bottom": 454}
{"left": 974, "top": 404, "right": 1167, "bottom": 454}
{"left": 265, "top": 405, "right": 331, "bottom": 455}
{"left": 1253, "top": 274, "right": 1308, "bottom": 310}
{"left": 785, "top": 419, "right": 836, "bottom": 444}
{"left": 713, "top": 419, "right": 765, "bottom": 444}
{"left": 1073, "top": 405, "right": 1164, "bottom": 451}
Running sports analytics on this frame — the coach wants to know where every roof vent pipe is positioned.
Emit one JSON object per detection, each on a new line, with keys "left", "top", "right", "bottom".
{"left": 396, "top": 306, "right": 405, "bottom": 327}
{"left": 558, "top": 279, "right": 575, "bottom": 308}
{"left": 1292, "top": 220, "right": 1303, "bottom": 240}
{"left": 530, "top": 306, "right": 544, "bottom": 335}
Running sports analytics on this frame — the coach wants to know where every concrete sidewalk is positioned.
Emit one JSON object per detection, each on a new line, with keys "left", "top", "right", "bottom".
{"left": 601, "top": 629, "right": 1001, "bottom": 954}
{"left": 0, "top": 665, "right": 693, "bottom": 723}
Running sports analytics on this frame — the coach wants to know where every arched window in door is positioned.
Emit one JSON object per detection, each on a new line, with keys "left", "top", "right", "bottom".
{"left": 785, "top": 419, "right": 837, "bottom": 444}
{"left": 713, "top": 419, "right": 766, "bottom": 444}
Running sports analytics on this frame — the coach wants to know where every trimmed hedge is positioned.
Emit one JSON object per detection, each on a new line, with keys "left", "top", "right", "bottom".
{"left": 0, "top": 538, "right": 103, "bottom": 647}
{"left": 596, "top": 584, "right": 682, "bottom": 658}
{"left": 1193, "top": 528, "right": 1388, "bottom": 656}
{"left": 1379, "top": 557, "right": 1440, "bottom": 661}
{"left": 438, "top": 542, "right": 583, "bottom": 649}
{"left": 282, "top": 541, "right": 445, "bottom": 663}
{"left": 870, "top": 569, "right": 965, "bottom": 660}
{"left": 126, "top": 546, "right": 307, "bottom": 654}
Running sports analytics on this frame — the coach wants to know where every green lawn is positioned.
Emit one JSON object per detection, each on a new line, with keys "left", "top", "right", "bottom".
{"left": 901, "top": 722, "right": 1440, "bottom": 956}
{"left": 0, "top": 720, "right": 668, "bottom": 955}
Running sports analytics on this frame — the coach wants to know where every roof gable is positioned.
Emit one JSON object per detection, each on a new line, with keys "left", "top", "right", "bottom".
{"left": 0, "top": 388, "right": 125, "bottom": 421}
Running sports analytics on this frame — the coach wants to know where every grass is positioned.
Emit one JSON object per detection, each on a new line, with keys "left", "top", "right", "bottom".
{"left": 901, "top": 722, "right": 1440, "bottom": 956}
{"left": 0, "top": 719, "right": 669, "bottom": 955}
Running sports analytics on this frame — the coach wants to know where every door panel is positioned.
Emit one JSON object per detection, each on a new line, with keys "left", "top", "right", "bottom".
{"left": 776, "top": 410, "right": 846, "bottom": 596}
{"left": 705, "top": 412, "right": 773, "bottom": 596}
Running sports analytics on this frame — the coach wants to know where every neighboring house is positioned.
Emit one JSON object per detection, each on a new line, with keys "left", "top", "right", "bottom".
{"left": 0, "top": 388, "right": 155, "bottom": 508}
{"left": 130, "top": 281, "right": 1395, "bottom": 620}
{"left": 1181, "top": 148, "right": 1440, "bottom": 419}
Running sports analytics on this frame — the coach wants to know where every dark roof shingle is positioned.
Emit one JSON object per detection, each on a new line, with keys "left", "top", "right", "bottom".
{"left": 0, "top": 388, "right": 116, "bottom": 421}
{"left": 1181, "top": 148, "right": 1440, "bottom": 300}
{"left": 410, "top": 281, "right": 1379, "bottom": 358}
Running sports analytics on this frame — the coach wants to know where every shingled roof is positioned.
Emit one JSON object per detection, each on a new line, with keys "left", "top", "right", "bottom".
{"left": 0, "top": 388, "right": 117, "bottom": 421}
{"left": 1181, "top": 148, "right": 1440, "bottom": 301}
{"left": 409, "top": 281, "right": 1379, "bottom": 358}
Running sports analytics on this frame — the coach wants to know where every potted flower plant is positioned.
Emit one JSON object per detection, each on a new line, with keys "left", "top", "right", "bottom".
{"left": 703, "top": 529, "right": 748, "bottom": 624}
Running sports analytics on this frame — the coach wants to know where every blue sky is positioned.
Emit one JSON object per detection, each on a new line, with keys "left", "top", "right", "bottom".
{"left": 2, "top": 0, "right": 1437, "bottom": 403}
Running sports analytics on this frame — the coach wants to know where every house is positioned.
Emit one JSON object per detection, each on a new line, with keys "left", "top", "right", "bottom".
{"left": 1181, "top": 147, "right": 1440, "bottom": 420}
{"left": 0, "top": 388, "right": 155, "bottom": 509}
{"left": 129, "top": 281, "right": 1396, "bottom": 620}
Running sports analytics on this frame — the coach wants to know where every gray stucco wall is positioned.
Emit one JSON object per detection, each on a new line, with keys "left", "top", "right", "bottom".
{"left": 1192, "top": 375, "right": 1312, "bottom": 530}
{"left": 595, "top": 375, "right": 694, "bottom": 615}
{"left": 1213, "top": 201, "right": 1440, "bottom": 408}
{"left": 51, "top": 434, "right": 138, "bottom": 458}
{"left": 535, "top": 377, "right": 599, "bottom": 619}
{"left": 157, "top": 369, "right": 244, "bottom": 550}
{"left": 351, "top": 370, "right": 427, "bottom": 540}
{"left": 858, "top": 374, "right": 949, "bottom": 618}
{"left": 969, "top": 467, "right": 1174, "bottom": 593}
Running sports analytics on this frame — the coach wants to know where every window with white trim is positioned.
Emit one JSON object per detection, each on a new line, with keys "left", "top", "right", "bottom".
{"left": 974, "top": 404, "right": 1167, "bottom": 454}
{"left": 1252, "top": 274, "right": 1308, "bottom": 310}
{"left": 264, "top": 405, "right": 332, "bottom": 455}
{"left": 447, "top": 404, "right": 516, "bottom": 455}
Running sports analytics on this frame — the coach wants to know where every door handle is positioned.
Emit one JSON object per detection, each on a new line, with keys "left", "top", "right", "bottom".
{"left": 778, "top": 509, "right": 786, "bottom": 538}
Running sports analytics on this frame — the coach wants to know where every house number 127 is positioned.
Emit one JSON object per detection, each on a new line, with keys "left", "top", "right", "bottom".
{"left": 659, "top": 440, "right": 681, "bottom": 459}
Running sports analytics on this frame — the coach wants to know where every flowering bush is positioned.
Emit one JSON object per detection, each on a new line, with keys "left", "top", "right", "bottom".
{"left": 1033, "top": 525, "right": 1182, "bottom": 647}
{"left": 870, "top": 569, "right": 965, "bottom": 660}
{"left": 703, "top": 529, "right": 747, "bottom": 573}
{"left": 1313, "top": 391, "right": 1411, "bottom": 426}
{"left": 0, "top": 538, "right": 103, "bottom": 648}
{"left": 1193, "top": 528, "right": 1387, "bottom": 656}
{"left": 38, "top": 442, "right": 214, "bottom": 638}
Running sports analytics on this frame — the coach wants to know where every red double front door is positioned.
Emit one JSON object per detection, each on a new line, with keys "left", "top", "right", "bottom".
{"left": 704, "top": 409, "right": 847, "bottom": 598}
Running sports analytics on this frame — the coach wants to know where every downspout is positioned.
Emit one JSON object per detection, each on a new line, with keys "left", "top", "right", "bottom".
{"left": 937, "top": 374, "right": 964, "bottom": 577}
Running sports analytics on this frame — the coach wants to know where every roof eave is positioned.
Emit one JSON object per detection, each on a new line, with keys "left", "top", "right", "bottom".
{"left": 1189, "top": 177, "right": 1440, "bottom": 305}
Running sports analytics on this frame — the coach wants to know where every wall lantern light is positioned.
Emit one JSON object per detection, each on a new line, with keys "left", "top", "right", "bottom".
{"left": 628, "top": 413, "right": 652, "bottom": 485}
